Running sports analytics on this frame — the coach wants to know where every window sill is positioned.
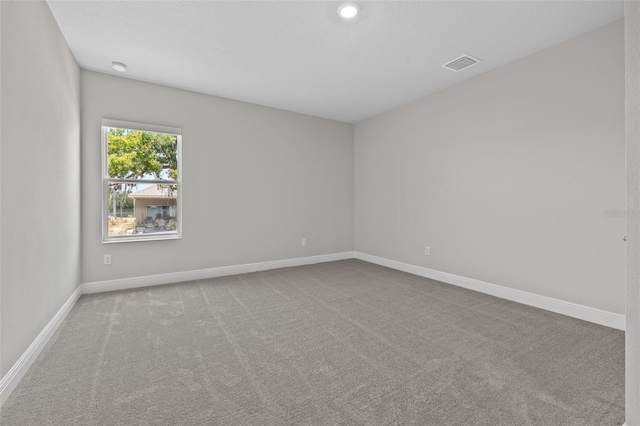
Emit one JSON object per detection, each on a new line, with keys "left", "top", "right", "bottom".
{"left": 103, "top": 232, "right": 182, "bottom": 244}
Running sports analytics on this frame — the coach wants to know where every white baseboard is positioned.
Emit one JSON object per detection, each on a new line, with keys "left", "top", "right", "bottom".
{"left": 354, "top": 252, "right": 625, "bottom": 331}
{"left": 0, "top": 285, "right": 82, "bottom": 406}
{"left": 82, "top": 251, "right": 356, "bottom": 294}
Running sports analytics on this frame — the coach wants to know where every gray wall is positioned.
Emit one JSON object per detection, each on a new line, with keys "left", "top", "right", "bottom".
{"left": 0, "top": 1, "right": 81, "bottom": 377}
{"left": 626, "top": 2, "right": 640, "bottom": 424}
{"left": 81, "top": 71, "right": 354, "bottom": 283}
{"left": 355, "top": 20, "right": 625, "bottom": 315}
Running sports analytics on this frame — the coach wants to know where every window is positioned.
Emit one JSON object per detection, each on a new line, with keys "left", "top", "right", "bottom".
{"left": 102, "top": 119, "right": 182, "bottom": 242}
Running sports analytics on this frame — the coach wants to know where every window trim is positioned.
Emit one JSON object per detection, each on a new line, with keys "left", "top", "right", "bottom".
{"left": 101, "top": 118, "right": 183, "bottom": 243}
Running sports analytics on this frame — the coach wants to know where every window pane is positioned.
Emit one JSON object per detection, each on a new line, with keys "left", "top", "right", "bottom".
{"left": 106, "top": 127, "right": 178, "bottom": 181}
{"left": 106, "top": 182, "right": 135, "bottom": 236}
{"left": 107, "top": 182, "right": 178, "bottom": 237}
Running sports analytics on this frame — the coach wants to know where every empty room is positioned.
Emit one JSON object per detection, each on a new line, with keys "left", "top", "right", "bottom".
{"left": 1, "top": 0, "right": 639, "bottom": 425}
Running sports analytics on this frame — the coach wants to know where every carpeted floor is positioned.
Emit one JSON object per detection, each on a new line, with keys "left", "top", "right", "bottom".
{"left": 0, "top": 259, "right": 624, "bottom": 425}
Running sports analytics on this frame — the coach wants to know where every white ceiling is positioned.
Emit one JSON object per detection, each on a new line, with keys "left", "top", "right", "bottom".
{"left": 46, "top": 1, "right": 624, "bottom": 123}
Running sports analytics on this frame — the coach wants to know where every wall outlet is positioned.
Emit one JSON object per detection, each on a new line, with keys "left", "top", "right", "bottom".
{"left": 104, "top": 254, "right": 112, "bottom": 265}
{"left": 301, "top": 238, "right": 307, "bottom": 247}
{"left": 425, "top": 246, "right": 430, "bottom": 256}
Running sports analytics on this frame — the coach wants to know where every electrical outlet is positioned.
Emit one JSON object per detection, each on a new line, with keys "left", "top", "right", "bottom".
{"left": 425, "top": 246, "right": 430, "bottom": 256}
{"left": 301, "top": 238, "right": 307, "bottom": 247}
{"left": 104, "top": 254, "right": 112, "bottom": 265}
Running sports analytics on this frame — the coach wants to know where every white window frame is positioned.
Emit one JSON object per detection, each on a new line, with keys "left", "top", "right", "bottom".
{"left": 102, "top": 118, "right": 182, "bottom": 243}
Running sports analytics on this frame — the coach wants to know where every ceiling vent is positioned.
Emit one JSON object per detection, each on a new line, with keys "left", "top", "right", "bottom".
{"left": 442, "top": 55, "right": 482, "bottom": 72}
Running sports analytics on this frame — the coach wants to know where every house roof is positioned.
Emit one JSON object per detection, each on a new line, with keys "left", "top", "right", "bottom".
{"left": 128, "top": 185, "right": 176, "bottom": 199}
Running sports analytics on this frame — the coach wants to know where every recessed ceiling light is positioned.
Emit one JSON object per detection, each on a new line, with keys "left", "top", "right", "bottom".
{"left": 111, "top": 61, "right": 127, "bottom": 72}
{"left": 338, "top": 3, "right": 359, "bottom": 19}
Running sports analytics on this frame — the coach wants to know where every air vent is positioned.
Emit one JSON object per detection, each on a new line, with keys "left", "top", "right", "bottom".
{"left": 442, "top": 55, "right": 482, "bottom": 72}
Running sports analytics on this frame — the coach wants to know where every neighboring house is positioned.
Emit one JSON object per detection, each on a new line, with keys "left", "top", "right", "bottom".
{"left": 128, "top": 185, "right": 177, "bottom": 222}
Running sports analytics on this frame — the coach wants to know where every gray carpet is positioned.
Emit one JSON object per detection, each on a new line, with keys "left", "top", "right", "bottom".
{"left": 0, "top": 259, "right": 624, "bottom": 425}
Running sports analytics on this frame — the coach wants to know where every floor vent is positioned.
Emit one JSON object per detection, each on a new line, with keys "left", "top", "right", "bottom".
{"left": 442, "top": 55, "right": 482, "bottom": 72}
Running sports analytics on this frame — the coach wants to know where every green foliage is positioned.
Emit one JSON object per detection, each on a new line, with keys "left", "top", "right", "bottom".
{"left": 109, "top": 189, "right": 134, "bottom": 211}
{"left": 107, "top": 128, "right": 178, "bottom": 180}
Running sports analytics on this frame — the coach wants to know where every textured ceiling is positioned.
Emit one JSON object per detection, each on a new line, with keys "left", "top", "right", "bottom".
{"left": 46, "top": 1, "right": 624, "bottom": 123}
